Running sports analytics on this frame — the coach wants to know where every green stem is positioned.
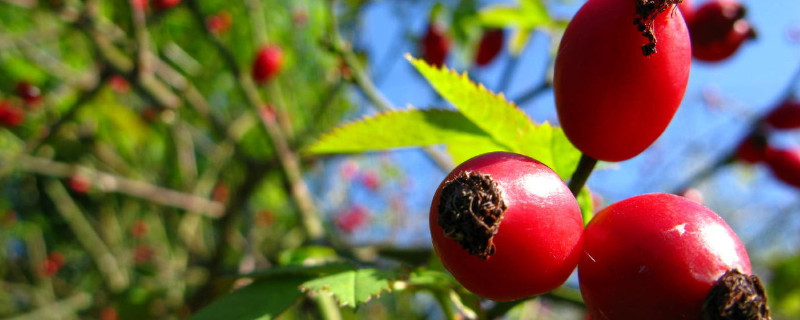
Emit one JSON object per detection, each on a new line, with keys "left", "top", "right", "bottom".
{"left": 568, "top": 154, "right": 598, "bottom": 197}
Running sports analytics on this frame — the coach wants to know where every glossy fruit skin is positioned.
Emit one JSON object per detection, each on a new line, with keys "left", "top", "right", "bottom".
{"left": 430, "top": 152, "right": 583, "bottom": 301}
{"left": 554, "top": 0, "right": 691, "bottom": 162}
{"left": 252, "top": 45, "right": 284, "bottom": 84}
{"left": 689, "top": 0, "right": 755, "bottom": 62}
{"left": 579, "top": 193, "right": 752, "bottom": 320}
{"left": 678, "top": 0, "right": 695, "bottom": 22}
{"left": 764, "top": 147, "right": 800, "bottom": 188}
{"left": 475, "top": 29, "right": 504, "bottom": 66}
{"left": 420, "top": 24, "right": 449, "bottom": 67}
{"left": 765, "top": 98, "right": 800, "bottom": 130}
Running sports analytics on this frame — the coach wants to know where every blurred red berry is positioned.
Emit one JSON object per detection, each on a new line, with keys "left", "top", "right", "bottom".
{"left": 68, "top": 174, "right": 92, "bottom": 193}
{"left": 16, "top": 81, "right": 43, "bottom": 106}
{"left": 335, "top": 205, "right": 368, "bottom": 233}
{"left": 48, "top": 252, "right": 65, "bottom": 268}
{"left": 688, "top": 0, "right": 755, "bottom": 62}
{"left": 152, "top": 0, "right": 179, "bottom": 10}
{"left": 765, "top": 147, "right": 800, "bottom": 188}
{"left": 134, "top": 244, "right": 154, "bottom": 264}
{"left": 109, "top": 75, "right": 130, "bottom": 93}
{"left": 340, "top": 160, "right": 359, "bottom": 181}
{"left": 131, "top": 0, "right": 147, "bottom": 10}
{"left": 252, "top": 45, "right": 284, "bottom": 84}
{"left": 734, "top": 134, "right": 767, "bottom": 164}
{"left": 678, "top": 188, "right": 704, "bottom": 204}
{"left": 475, "top": 29, "right": 504, "bottom": 67}
{"left": 99, "top": 306, "right": 119, "bottom": 320}
{"left": 0, "top": 101, "right": 25, "bottom": 128}
{"left": 255, "top": 210, "right": 275, "bottom": 227}
{"left": 39, "top": 258, "right": 61, "bottom": 277}
{"left": 420, "top": 23, "right": 449, "bottom": 67}
{"left": 259, "top": 105, "right": 276, "bottom": 122}
{"left": 360, "top": 170, "right": 380, "bottom": 191}
{"left": 212, "top": 182, "right": 229, "bottom": 203}
{"left": 764, "top": 98, "right": 800, "bottom": 130}
{"left": 206, "top": 11, "right": 232, "bottom": 35}
{"left": 130, "top": 219, "right": 149, "bottom": 238}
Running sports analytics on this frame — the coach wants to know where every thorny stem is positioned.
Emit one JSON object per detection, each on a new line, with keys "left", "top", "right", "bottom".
{"left": 568, "top": 154, "right": 598, "bottom": 196}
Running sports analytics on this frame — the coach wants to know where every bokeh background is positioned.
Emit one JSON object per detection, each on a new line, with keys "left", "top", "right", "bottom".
{"left": 1, "top": 0, "right": 799, "bottom": 319}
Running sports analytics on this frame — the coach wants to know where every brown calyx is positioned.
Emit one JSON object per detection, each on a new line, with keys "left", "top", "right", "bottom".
{"left": 634, "top": 0, "right": 683, "bottom": 56}
{"left": 437, "top": 171, "right": 507, "bottom": 259}
{"left": 701, "top": 269, "right": 772, "bottom": 320}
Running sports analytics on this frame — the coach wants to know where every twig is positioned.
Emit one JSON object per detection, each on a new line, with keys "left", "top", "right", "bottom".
{"left": 185, "top": 0, "right": 324, "bottom": 242}
{"left": 568, "top": 154, "right": 598, "bottom": 196}
{"left": 43, "top": 180, "right": 130, "bottom": 292}
{"left": 19, "top": 155, "right": 225, "bottom": 218}
{"left": 513, "top": 81, "right": 551, "bottom": 107}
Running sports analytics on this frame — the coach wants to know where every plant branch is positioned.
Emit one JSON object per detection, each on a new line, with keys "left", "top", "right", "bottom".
{"left": 43, "top": 180, "right": 130, "bottom": 292}
{"left": 3, "top": 292, "right": 92, "bottom": 320}
{"left": 19, "top": 155, "right": 225, "bottom": 217}
{"left": 568, "top": 154, "right": 598, "bottom": 196}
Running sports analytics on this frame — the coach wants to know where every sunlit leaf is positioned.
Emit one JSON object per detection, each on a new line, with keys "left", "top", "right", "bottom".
{"left": 300, "top": 268, "right": 397, "bottom": 307}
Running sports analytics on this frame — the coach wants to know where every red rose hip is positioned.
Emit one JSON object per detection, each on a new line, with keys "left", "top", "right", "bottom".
{"left": 764, "top": 147, "right": 800, "bottom": 189}
{"left": 475, "top": 29, "right": 504, "bottom": 67}
{"left": 252, "top": 45, "right": 284, "bottom": 84}
{"left": 688, "top": 0, "right": 755, "bottom": 62}
{"left": 554, "top": 0, "right": 691, "bottom": 161}
{"left": 430, "top": 152, "right": 583, "bottom": 301}
{"left": 579, "top": 193, "right": 770, "bottom": 320}
{"left": 419, "top": 23, "right": 449, "bottom": 68}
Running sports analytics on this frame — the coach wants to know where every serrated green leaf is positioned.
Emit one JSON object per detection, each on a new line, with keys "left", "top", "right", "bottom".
{"left": 188, "top": 276, "right": 309, "bottom": 320}
{"left": 407, "top": 55, "right": 534, "bottom": 153}
{"left": 516, "top": 122, "right": 581, "bottom": 179}
{"left": 305, "top": 109, "right": 490, "bottom": 154}
{"left": 445, "top": 138, "right": 508, "bottom": 166}
{"left": 300, "top": 268, "right": 397, "bottom": 307}
{"left": 406, "top": 269, "right": 457, "bottom": 288}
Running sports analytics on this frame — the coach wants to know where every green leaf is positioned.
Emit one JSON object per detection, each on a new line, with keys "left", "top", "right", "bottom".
{"left": 445, "top": 138, "right": 508, "bottom": 166}
{"left": 405, "top": 269, "right": 457, "bottom": 288}
{"left": 407, "top": 55, "right": 533, "bottom": 152}
{"left": 516, "top": 122, "right": 581, "bottom": 179}
{"left": 300, "top": 268, "right": 397, "bottom": 307}
{"left": 509, "top": 28, "right": 533, "bottom": 56}
{"left": 188, "top": 276, "right": 309, "bottom": 320}
{"left": 576, "top": 187, "right": 594, "bottom": 225}
{"left": 305, "top": 109, "right": 490, "bottom": 154}
{"left": 478, "top": 2, "right": 550, "bottom": 29}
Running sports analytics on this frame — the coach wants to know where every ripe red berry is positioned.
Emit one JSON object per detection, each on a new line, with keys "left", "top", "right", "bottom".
{"left": 429, "top": 152, "right": 583, "bottom": 301}
{"left": 734, "top": 133, "right": 767, "bottom": 164}
{"left": 419, "top": 24, "right": 449, "bottom": 68}
{"left": 252, "top": 45, "right": 284, "bottom": 84}
{"left": 764, "top": 147, "right": 800, "bottom": 188}
{"left": 131, "top": 0, "right": 147, "bottom": 11}
{"left": 130, "top": 219, "right": 149, "bottom": 238}
{"left": 48, "top": 252, "right": 65, "bottom": 268}
{"left": 152, "top": 0, "right": 179, "bottom": 10}
{"left": 16, "top": 81, "right": 43, "bottom": 106}
{"left": 688, "top": 0, "right": 755, "bottom": 62}
{"left": 109, "top": 75, "right": 130, "bottom": 93}
{"left": 0, "top": 101, "right": 25, "bottom": 128}
{"left": 579, "top": 193, "right": 768, "bottom": 320}
{"left": 764, "top": 98, "right": 800, "bottom": 130}
{"left": 554, "top": 0, "right": 691, "bottom": 161}
{"left": 360, "top": 170, "right": 380, "bottom": 191}
{"left": 475, "top": 29, "right": 504, "bottom": 67}
{"left": 99, "top": 306, "right": 119, "bottom": 320}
